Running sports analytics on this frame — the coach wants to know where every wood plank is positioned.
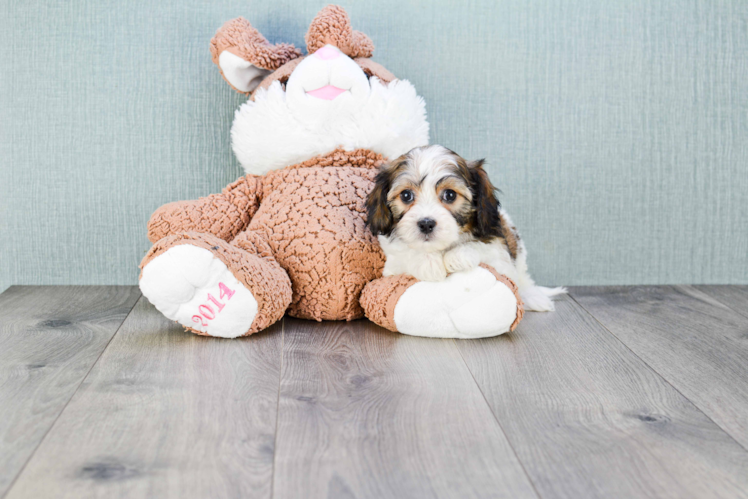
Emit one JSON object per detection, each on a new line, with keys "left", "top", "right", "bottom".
{"left": 7, "top": 298, "right": 282, "bottom": 499}
{"left": 0, "top": 285, "right": 140, "bottom": 497}
{"left": 695, "top": 285, "right": 748, "bottom": 321}
{"left": 572, "top": 285, "right": 748, "bottom": 452}
{"left": 456, "top": 294, "right": 748, "bottom": 498}
{"left": 272, "top": 318, "right": 537, "bottom": 499}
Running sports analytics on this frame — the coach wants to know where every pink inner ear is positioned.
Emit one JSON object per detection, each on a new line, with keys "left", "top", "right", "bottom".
{"left": 306, "top": 85, "right": 347, "bottom": 100}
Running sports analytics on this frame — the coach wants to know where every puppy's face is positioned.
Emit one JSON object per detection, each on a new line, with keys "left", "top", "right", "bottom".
{"left": 366, "top": 145, "right": 502, "bottom": 252}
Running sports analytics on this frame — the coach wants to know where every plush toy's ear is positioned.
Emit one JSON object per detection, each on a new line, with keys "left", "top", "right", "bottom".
{"left": 305, "top": 5, "right": 374, "bottom": 58}
{"left": 210, "top": 17, "right": 303, "bottom": 94}
{"left": 468, "top": 159, "right": 503, "bottom": 242}
{"left": 366, "top": 166, "right": 395, "bottom": 237}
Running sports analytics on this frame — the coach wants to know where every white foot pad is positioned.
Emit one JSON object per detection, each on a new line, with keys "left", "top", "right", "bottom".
{"left": 393, "top": 267, "right": 518, "bottom": 339}
{"left": 139, "top": 245, "right": 258, "bottom": 338}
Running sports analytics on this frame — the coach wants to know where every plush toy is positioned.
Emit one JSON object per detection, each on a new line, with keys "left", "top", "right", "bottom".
{"left": 139, "top": 5, "right": 524, "bottom": 339}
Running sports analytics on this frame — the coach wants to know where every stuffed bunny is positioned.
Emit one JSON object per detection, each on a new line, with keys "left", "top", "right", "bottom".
{"left": 139, "top": 5, "right": 524, "bottom": 338}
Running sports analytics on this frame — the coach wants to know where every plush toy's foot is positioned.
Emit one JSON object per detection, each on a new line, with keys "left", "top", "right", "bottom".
{"left": 360, "top": 264, "right": 524, "bottom": 339}
{"left": 139, "top": 232, "right": 291, "bottom": 338}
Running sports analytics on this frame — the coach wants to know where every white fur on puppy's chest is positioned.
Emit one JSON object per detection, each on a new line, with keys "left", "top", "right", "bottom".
{"left": 380, "top": 235, "right": 517, "bottom": 283}
{"left": 444, "top": 244, "right": 481, "bottom": 274}
{"left": 380, "top": 236, "right": 446, "bottom": 281}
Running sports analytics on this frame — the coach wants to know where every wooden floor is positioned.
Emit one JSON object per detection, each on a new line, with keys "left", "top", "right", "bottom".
{"left": 1, "top": 286, "right": 747, "bottom": 498}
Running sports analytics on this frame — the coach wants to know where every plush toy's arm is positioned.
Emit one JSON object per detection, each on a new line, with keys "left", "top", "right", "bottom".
{"left": 147, "top": 175, "right": 263, "bottom": 243}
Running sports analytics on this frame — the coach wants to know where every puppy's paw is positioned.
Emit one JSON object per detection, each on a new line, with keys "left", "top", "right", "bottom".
{"left": 413, "top": 253, "right": 448, "bottom": 282}
{"left": 444, "top": 245, "right": 480, "bottom": 274}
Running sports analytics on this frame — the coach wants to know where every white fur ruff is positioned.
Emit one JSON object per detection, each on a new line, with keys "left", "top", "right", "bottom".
{"left": 231, "top": 78, "right": 429, "bottom": 175}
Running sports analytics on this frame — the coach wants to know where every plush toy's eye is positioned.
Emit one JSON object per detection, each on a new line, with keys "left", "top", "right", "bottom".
{"left": 441, "top": 189, "right": 457, "bottom": 203}
{"left": 400, "top": 190, "right": 414, "bottom": 203}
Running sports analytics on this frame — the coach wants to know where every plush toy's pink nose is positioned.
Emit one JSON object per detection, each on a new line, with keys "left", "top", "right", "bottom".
{"left": 315, "top": 45, "right": 340, "bottom": 60}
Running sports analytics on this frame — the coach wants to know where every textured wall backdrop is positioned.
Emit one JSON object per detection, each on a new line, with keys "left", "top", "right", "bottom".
{"left": 1, "top": 0, "right": 747, "bottom": 292}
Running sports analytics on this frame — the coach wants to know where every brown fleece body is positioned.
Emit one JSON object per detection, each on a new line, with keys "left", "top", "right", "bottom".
{"left": 141, "top": 148, "right": 388, "bottom": 326}
{"left": 249, "top": 149, "right": 387, "bottom": 320}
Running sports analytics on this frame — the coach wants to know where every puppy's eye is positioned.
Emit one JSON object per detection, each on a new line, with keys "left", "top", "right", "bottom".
{"left": 400, "top": 190, "right": 414, "bottom": 203}
{"left": 441, "top": 189, "right": 457, "bottom": 203}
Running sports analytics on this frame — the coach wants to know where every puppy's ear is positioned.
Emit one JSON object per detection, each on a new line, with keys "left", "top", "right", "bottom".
{"left": 366, "top": 166, "right": 395, "bottom": 237}
{"left": 468, "top": 159, "right": 502, "bottom": 241}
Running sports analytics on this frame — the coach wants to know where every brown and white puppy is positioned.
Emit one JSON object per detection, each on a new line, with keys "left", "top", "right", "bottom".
{"left": 366, "top": 145, "right": 564, "bottom": 311}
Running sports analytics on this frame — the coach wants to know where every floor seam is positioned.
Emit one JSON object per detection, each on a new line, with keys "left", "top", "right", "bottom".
{"left": 2, "top": 289, "right": 142, "bottom": 498}
{"left": 269, "top": 316, "right": 285, "bottom": 499}
{"left": 451, "top": 338, "right": 543, "bottom": 499}
{"left": 568, "top": 291, "right": 748, "bottom": 457}
{"left": 689, "top": 285, "right": 748, "bottom": 322}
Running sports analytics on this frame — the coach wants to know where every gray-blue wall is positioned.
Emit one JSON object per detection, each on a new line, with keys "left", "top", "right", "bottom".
{"left": 2, "top": 0, "right": 747, "bottom": 292}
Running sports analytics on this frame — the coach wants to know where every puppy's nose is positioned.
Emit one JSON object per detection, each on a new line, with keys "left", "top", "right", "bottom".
{"left": 315, "top": 45, "right": 340, "bottom": 60}
{"left": 417, "top": 218, "right": 436, "bottom": 234}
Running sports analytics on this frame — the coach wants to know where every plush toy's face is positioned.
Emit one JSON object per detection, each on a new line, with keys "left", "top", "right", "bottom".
{"left": 285, "top": 45, "right": 371, "bottom": 121}
{"left": 211, "top": 7, "right": 430, "bottom": 176}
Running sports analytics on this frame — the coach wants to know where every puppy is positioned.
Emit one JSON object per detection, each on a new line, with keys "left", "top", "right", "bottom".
{"left": 366, "top": 145, "right": 564, "bottom": 311}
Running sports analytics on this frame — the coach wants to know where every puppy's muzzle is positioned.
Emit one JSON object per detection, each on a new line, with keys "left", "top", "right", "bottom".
{"left": 417, "top": 218, "right": 436, "bottom": 235}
